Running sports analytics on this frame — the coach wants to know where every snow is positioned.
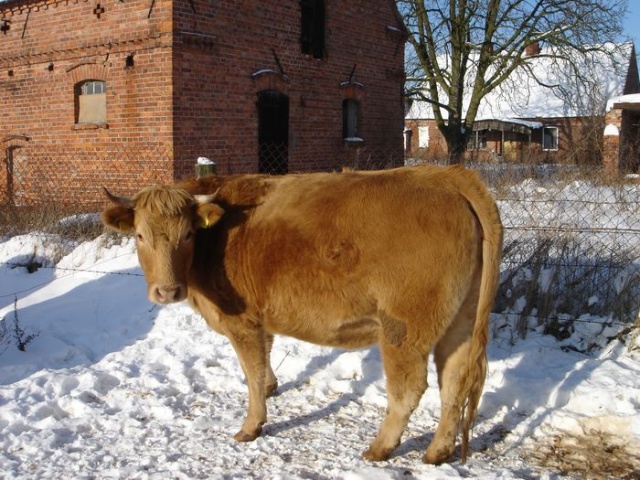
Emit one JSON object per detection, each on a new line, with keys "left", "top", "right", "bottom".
{"left": 607, "top": 92, "right": 640, "bottom": 111}
{"left": 197, "top": 157, "right": 215, "bottom": 165}
{"left": 1, "top": 193, "right": 640, "bottom": 478}
{"left": 492, "top": 119, "right": 543, "bottom": 129}
{"left": 252, "top": 69, "right": 284, "bottom": 78}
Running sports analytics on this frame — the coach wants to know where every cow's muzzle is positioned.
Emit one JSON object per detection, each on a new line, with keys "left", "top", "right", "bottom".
{"left": 150, "top": 283, "right": 186, "bottom": 304}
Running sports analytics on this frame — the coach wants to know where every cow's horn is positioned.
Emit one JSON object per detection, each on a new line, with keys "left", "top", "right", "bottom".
{"left": 194, "top": 188, "right": 221, "bottom": 205}
{"left": 103, "top": 187, "right": 135, "bottom": 208}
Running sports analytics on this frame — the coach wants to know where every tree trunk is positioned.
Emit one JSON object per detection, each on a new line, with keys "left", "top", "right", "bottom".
{"left": 445, "top": 124, "right": 470, "bottom": 165}
{"left": 448, "top": 143, "right": 466, "bottom": 165}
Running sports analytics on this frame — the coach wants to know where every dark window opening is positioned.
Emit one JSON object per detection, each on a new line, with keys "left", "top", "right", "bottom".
{"left": 342, "top": 99, "right": 361, "bottom": 139}
{"left": 258, "top": 90, "right": 289, "bottom": 175}
{"left": 542, "top": 126, "right": 559, "bottom": 151}
{"left": 301, "top": 0, "right": 326, "bottom": 59}
{"left": 468, "top": 131, "right": 488, "bottom": 150}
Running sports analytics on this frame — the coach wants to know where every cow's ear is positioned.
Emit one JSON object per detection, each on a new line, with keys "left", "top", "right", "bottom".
{"left": 101, "top": 206, "right": 135, "bottom": 233}
{"left": 196, "top": 203, "right": 224, "bottom": 229}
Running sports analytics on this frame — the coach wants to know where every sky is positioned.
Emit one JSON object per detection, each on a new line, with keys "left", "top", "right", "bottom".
{"left": 623, "top": 2, "right": 640, "bottom": 47}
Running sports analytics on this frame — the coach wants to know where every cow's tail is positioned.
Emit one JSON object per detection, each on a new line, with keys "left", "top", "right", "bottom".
{"left": 452, "top": 165, "right": 503, "bottom": 463}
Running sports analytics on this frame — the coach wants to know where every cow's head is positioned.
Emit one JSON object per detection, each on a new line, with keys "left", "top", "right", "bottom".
{"left": 101, "top": 186, "right": 224, "bottom": 304}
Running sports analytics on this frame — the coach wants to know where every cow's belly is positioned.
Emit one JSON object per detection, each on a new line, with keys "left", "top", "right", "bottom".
{"left": 268, "top": 315, "right": 381, "bottom": 349}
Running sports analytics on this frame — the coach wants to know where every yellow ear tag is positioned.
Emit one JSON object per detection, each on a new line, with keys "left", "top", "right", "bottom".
{"left": 201, "top": 217, "right": 210, "bottom": 228}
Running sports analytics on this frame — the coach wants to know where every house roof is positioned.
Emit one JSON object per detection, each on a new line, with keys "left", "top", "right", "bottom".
{"left": 608, "top": 93, "right": 640, "bottom": 112}
{"left": 473, "top": 118, "right": 544, "bottom": 133}
{"left": 406, "top": 42, "right": 636, "bottom": 122}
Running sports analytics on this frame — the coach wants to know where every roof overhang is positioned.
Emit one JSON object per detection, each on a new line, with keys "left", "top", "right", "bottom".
{"left": 608, "top": 93, "right": 640, "bottom": 112}
{"left": 611, "top": 102, "right": 640, "bottom": 112}
{"left": 473, "top": 118, "right": 544, "bottom": 134}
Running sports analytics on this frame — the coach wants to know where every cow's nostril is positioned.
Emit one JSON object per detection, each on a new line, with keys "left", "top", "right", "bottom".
{"left": 153, "top": 284, "right": 183, "bottom": 303}
{"left": 170, "top": 285, "right": 183, "bottom": 301}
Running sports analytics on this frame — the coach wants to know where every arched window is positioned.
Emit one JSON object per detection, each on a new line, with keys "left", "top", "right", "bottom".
{"left": 258, "top": 90, "right": 289, "bottom": 174}
{"left": 75, "top": 80, "right": 106, "bottom": 124}
{"left": 342, "top": 99, "right": 361, "bottom": 140}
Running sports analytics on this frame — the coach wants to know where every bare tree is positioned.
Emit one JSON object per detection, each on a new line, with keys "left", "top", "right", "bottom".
{"left": 401, "top": 0, "right": 629, "bottom": 164}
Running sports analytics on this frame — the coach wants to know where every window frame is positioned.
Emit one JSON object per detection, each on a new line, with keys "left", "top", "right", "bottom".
{"left": 418, "top": 125, "right": 429, "bottom": 148}
{"left": 542, "top": 126, "right": 559, "bottom": 151}
{"left": 342, "top": 98, "right": 361, "bottom": 140}
{"left": 468, "top": 130, "right": 488, "bottom": 150}
{"left": 75, "top": 79, "right": 107, "bottom": 125}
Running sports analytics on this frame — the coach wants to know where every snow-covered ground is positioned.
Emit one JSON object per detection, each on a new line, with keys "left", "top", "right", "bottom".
{"left": 1, "top": 203, "right": 639, "bottom": 478}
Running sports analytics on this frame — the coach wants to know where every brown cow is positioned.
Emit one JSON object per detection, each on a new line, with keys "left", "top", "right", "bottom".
{"left": 101, "top": 165, "right": 503, "bottom": 464}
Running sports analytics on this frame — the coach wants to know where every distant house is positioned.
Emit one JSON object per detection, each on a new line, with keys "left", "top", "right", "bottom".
{"left": 604, "top": 92, "right": 640, "bottom": 172}
{"left": 405, "top": 42, "right": 640, "bottom": 171}
{"left": 0, "top": 0, "right": 406, "bottom": 207}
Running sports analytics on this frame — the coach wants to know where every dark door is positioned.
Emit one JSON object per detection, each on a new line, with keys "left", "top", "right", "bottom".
{"left": 258, "top": 90, "right": 289, "bottom": 174}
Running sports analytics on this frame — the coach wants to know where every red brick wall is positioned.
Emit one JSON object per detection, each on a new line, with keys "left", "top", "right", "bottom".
{"left": 171, "top": 0, "right": 406, "bottom": 176}
{"left": 0, "top": 0, "right": 175, "bottom": 202}
{"left": 1, "top": 0, "right": 405, "bottom": 205}
{"left": 404, "top": 119, "right": 449, "bottom": 161}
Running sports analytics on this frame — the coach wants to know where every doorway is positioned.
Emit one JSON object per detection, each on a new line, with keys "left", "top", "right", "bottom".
{"left": 257, "top": 90, "right": 289, "bottom": 174}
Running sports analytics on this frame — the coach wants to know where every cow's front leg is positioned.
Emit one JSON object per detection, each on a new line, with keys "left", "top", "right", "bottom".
{"left": 226, "top": 322, "right": 269, "bottom": 442}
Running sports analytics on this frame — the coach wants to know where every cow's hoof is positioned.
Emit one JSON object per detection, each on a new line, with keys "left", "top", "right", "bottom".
{"left": 362, "top": 447, "right": 392, "bottom": 462}
{"left": 423, "top": 445, "right": 454, "bottom": 465}
{"left": 265, "top": 381, "right": 279, "bottom": 397}
{"left": 233, "top": 429, "right": 261, "bottom": 442}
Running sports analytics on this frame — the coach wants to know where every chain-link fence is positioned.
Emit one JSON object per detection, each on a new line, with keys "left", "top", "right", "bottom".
{"left": 256, "top": 142, "right": 405, "bottom": 175}
{"left": 2, "top": 146, "right": 639, "bottom": 349}
{"left": 474, "top": 162, "right": 640, "bottom": 349}
{"left": 2, "top": 143, "right": 174, "bottom": 210}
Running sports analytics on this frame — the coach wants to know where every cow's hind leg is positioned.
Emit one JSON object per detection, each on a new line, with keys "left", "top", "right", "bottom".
{"left": 363, "top": 334, "right": 429, "bottom": 461}
{"left": 264, "top": 332, "right": 278, "bottom": 397}
{"left": 425, "top": 290, "right": 479, "bottom": 464}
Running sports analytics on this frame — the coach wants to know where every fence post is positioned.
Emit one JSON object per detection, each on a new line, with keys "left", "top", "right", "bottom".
{"left": 195, "top": 157, "right": 217, "bottom": 177}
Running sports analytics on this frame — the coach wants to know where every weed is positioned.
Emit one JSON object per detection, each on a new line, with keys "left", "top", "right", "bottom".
{"left": 0, "top": 297, "right": 40, "bottom": 353}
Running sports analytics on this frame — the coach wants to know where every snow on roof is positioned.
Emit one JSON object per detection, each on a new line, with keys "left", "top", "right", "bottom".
{"left": 406, "top": 42, "right": 634, "bottom": 121}
{"left": 474, "top": 118, "right": 544, "bottom": 131}
{"left": 607, "top": 92, "right": 640, "bottom": 110}
{"left": 496, "top": 118, "right": 543, "bottom": 129}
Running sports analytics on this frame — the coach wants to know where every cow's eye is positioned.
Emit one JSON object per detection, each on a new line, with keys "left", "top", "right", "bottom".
{"left": 136, "top": 232, "right": 144, "bottom": 242}
{"left": 184, "top": 230, "right": 194, "bottom": 242}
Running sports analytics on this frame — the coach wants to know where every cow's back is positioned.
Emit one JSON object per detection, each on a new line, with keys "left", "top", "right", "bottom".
{"left": 214, "top": 166, "right": 484, "bottom": 347}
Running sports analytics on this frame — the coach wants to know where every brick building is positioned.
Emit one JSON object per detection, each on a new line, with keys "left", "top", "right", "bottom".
{"left": 405, "top": 42, "right": 639, "bottom": 169}
{"left": 603, "top": 94, "right": 640, "bottom": 172}
{"left": 0, "top": 0, "right": 406, "bottom": 206}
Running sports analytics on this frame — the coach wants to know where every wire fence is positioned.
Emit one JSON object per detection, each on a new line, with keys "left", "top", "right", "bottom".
{"left": 2, "top": 143, "right": 174, "bottom": 209}
{"left": 1, "top": 147, "right": 640, "bottom": 351}
{"left": 1, "top": 142, "right": 404, "bottom": 208}
{"left": 471, "top": 161, "right": 640, "bottom": 349}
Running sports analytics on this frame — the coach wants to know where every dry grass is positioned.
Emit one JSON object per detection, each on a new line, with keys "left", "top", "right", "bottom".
{"left": 0, "top": 203, "right": 104, "bottom": 242}
{"left": 528, "top": 428, "right": 640, "bottom": 479}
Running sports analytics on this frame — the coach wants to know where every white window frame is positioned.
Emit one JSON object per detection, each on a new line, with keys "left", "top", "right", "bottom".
{"left": 76, "top": 80, "right": 107, "bottom": 125}
{"left": 418, "top": 126, "right": 429, "bottom": 148}
{"left": 542, "top": 126, "right": 559, "bottom": 151}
